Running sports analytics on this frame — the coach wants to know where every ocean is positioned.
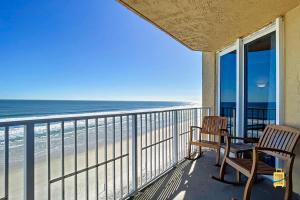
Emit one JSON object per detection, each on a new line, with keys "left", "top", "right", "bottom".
{"left": 0, "top": 100, "right": 196, "bottom": 199}
{"left": 0, "top": 100, "right": 200, "bottom": 200}
{"left": 0, "top": 100, "right": 192, "bottom": 166}
{"left": 0, "top": 100, "right": 190, "bottom": 119}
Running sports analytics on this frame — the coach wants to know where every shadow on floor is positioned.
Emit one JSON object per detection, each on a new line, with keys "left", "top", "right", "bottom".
{"left": 131, "top": 151, "right": 299, "bottom": 200}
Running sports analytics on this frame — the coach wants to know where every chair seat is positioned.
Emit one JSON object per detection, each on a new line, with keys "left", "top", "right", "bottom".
{"left": 221, "top": 143, "right": 254, "bottom": 154}
{"left": 227, "top": 158, "right": 276, "bottom": 177}
{"left": 190, "top": 140, "right": 220, "bottom": 148}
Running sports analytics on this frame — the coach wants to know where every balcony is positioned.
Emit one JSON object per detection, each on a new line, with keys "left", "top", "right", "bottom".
{"left": 1, "top": 106, "right": 297, "bottom": 200}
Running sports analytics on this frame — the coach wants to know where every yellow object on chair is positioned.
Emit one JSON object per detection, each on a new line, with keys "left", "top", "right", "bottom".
{"left": 273, "top": 169, "right": 285, "bottom": 188}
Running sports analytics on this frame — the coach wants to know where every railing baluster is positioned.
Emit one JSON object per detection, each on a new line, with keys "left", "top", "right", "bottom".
{"left": 173, "top": 111, "right": 178, "bottom": 165}
{"left": 184, "top": 111, "right": 187, "bottom": 156}
{"left": 163, "top": 112, "right": 166, "bottom": 170}
{"left": 120, "top": 116, "right": 123, "bottom": 198}
{"left": 112, "top": 117, "right": 116, "bottom": 200}
{"left": 150, "top": 113, "right": 153, "bottom": 180}
{"left": 95, "top": 119, "right": 99, "bottom": 200}
{"left": 104, "top": 118, "right": 108, "bottom": 200}
{"left": 140, "top": 114, "right": 143, "bottom": 186}
{"left": 166, "top": 112, "right": 168, "bottom": 167}
{"left": 145, "top": 114, "right": 148, "bottom": 182}
{"left": 126, "top": 116, "right": 129, "bottom": 194}
{"left": 180, "top": 111, "right": 183, "bottom": 159}
{"left": 131, "top": 114, "right": 138, "bottom": 194}
{"left": 154, "top": 113, "right": 157, "bottom": 177}
{"left": 168, "top": 111, "right": 171, "bottom": 166}
{"left": 194, "top": 109, "right": 198, "bottom": 149}
{"left": 74, "top": 121, "right": 78, "bottom": 200}
{"left": 25, "top": 122, "right": 35, "bottom": 200}
{"left": 61, "top": 121, "right": 65, "bottom": 200}
{"left": 158, "top": 113, "right": 160, "bottom": 173}
{"left": 85, "top": 119, "right": 89, "bottom": 200}
{"left": 47, "top": 123, "right": 51, "bottom": 200}
{"left": 4, "top": 126, "right": 9, "bottom": 200}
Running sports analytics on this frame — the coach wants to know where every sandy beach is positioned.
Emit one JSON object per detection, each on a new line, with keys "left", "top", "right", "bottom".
{"left": 1, "top": 121, "right": 183, "bottom": 200}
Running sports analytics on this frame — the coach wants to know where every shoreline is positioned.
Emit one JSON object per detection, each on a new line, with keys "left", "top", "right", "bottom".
{"left": 1, "top": 124, "right": 178, "bottom": 200}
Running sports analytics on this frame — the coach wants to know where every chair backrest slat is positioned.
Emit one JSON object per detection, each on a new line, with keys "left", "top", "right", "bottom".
{"left": 287, "top": 133, "right": 298, "bottom": 152}
{"left": 201, "top": 116, "right": 227, "bottom": 135}
{"left": 258, "top": 125, "right": 300, "bottom": 159}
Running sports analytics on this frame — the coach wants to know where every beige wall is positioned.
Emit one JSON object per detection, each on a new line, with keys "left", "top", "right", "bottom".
{"left": 284, "top": 4, "right": 300, "bottom": 194}
{"left": 202, "top": 52, "right": 217, "bottom": 114}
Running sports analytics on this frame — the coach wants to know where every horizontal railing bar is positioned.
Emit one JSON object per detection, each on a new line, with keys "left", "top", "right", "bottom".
{"left": 141, "top": 137, "right": 173, "bottom": 150}
{"left": 179, "top": 131, "right": 189, "bottom": 136}
{"left": 0, "top": 106, "right": 206, "bottom": 126}
{"left": 49, "top": 153, "right": 129, "bottom": 184}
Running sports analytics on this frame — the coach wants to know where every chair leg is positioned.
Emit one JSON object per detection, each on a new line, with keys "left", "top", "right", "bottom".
{"left": 215, "top": 148, "right": 220, "bottom": 166}
{"left": 187, "top": 127, "right": 193, "bottom": 159}
{"left": 243, "top": 174, "right": 255, "bottom": 200}
{"left": 219, "top": 158, "right": 227, "bottom": 180}
{"left": 236, "top": 153, "right": 241, "bottom": 183}
{"left": 284, "top": 157, "right": 294, "bottom": 200}
{"left": 284, "top": 173, "right": 292, "bottom": 200}
{"left": 236, "top": 170, "right": 241, "bottom": 184}
{"left": 187, "top": 141, "right": 191, "bottom": 159}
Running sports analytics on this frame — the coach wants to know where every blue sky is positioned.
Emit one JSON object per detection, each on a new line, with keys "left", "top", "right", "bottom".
{"left": 0, "top": 0, "right": 202, "bottom": 102}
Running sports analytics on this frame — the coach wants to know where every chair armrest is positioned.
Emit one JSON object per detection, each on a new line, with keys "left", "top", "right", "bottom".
{"left": 228, "top": 136, "right": 259, "bottom": 143}
{"left": 219, "top": 128, "right": 229, "bottom": 136}
{"left": 190, "top": 126, "right": 202, "bottom": 130}
{"left": 256, "top": 147, "right": 295, "bottom": 157}
{"left": 223, "top": 133, "right": 232, "bottom": 157}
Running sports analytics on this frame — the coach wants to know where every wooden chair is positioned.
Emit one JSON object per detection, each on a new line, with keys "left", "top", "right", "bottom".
{"left": 186, "top": 116, "right": 228, "bottom": 165}
{"left": 213, "top": 125, "right": 300, "bottom": 200}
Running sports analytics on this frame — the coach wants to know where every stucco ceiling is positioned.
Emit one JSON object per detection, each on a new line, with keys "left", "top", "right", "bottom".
{"left": 118, "top": 0, "right": 300, "bottom": 52}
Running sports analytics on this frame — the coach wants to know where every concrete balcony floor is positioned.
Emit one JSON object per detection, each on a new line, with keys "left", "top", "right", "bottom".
{"left": 131, "top": 151, "right": 298, "bottom": 200}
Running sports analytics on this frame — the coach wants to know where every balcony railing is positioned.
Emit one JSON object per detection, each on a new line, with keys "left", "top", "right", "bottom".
{"left": 220, "top": 107, "right": 276, "bottom": 138}
{"left": 220, "top": 107, "right": 236, "bottom": 137}
{"left": 0, "top": 106, "right": 210, "bottom": 200}
{"left": 246, "top": 107, "right": 276, "bottom": 138}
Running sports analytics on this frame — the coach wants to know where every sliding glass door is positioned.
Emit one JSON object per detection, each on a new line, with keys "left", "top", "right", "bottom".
{"left": 219, "top": 50, "right": 236, "bottom": 136}
{"left": 217, "top": 20, "right": 283, "bottom": 167}
{"left": 244, "top": 32, "right": 276, "bottom": 138}
{"left": 244, "top": 32, "right": 276, "bottom": 166}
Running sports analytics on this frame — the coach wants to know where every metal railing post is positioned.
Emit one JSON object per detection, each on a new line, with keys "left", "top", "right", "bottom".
{"left": 131, "top": 114, "right": 138, "bottom": 194}
{"left": 194, "top": 109, "right": 198, "bottom": 146}
{"left": 4, "top": 126, "right": 9, "bottom": 200}
{"left": 172, "top": 111, "right": 178, "bottom": 165}
{"left": 25, "top": 122, "right": 35, "bottom": 200}
{"left": 194, "top": 108, "right": 198, "bottom": 127}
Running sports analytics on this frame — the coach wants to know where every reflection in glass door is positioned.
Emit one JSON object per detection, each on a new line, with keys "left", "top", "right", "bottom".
{"left": 244, "top": 32, "right": 276, "bottom": 140}
{"left": 220, "top": 50, "right": 236, "bottom": 136}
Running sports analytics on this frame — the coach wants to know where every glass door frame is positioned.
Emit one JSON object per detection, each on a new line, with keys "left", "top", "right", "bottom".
{"left": 216, "top": 17, "right": 284, "bottom": 138}
{"left": 217, "top": 43, "right": 239, "bottom": 136}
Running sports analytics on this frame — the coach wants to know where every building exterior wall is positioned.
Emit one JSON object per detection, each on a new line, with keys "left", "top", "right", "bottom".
{"left": 284, "top": 4, "right": 300, "bottom": 194}
{"left": 202, "top": 5, "right": 300, "bottom": 193}
{"left": 202, "top": 52, "right": 217, "bottom": 114}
